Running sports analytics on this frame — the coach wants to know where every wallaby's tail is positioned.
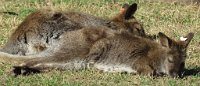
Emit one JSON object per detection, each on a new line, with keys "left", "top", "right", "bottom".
{"left": 0, "top": 52, "right": 34, "bottom": 64}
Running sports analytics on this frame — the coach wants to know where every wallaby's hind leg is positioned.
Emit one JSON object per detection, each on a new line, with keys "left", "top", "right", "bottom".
{"left": 12, "top": 57, "right": 89, "bottom": 76}
{"left": 13, "top": 66, "right": 41, "bottom": 76}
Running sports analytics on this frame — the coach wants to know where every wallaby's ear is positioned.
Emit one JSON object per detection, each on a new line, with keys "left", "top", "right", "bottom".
{"left": 124, "top": 3, "right": 137, "bottom": 20}
{"left": 180, "top": 32, "right": 194, "bottom": 48}
{"left": 158, "top": 32, "right": 173, "bottom": 48}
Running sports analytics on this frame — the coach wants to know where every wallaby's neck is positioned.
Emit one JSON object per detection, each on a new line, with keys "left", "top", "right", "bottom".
{"left": 149, "top": 46, "right": 169, "bottom": 70}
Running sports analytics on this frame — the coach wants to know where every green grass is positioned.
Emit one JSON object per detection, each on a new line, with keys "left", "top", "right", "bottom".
{"left": 0, "top": 0, "right": 200, "bottom": 85}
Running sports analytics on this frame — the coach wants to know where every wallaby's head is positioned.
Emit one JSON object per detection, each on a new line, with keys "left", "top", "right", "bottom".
{"left": 158, "top": 32, "right": 194, "bottom": 78}
{"left": 111, "top": 3, "right": 146, "bottom": 37}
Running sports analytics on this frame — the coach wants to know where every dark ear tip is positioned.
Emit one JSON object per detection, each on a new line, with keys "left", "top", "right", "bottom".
{"left": 124, "top": 3, "right": 138, "bottom": 20}
{"left": 131, "top": 3, "right": 137, "bottom": 6}
{"left": 184, "top": 32, "right": 194, "bottom": 41}
{"left": 130, "top": 3, "right": 137, "bottom": 8}
{"left": 158, "top": 32, "right": 165, "bottom": 37}
{"left": 188, "top": 32, "right": 194, "bottom": 37}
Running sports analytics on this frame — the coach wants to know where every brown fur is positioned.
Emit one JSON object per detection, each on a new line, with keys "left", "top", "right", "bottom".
{"left": 0, "top": 27, "right": 193, "bottom": 77}
{"left": 0, "top": 3, "right": 193, "bottom": 77}
{"left": 0, "top": 3, "right": 152, "bottom": 56}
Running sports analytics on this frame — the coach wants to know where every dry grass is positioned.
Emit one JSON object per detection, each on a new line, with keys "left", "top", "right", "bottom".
{"left": 0, "top": 0, "right": 200, "bottom": 85}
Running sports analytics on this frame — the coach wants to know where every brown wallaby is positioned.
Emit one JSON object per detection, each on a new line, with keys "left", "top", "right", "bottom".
{"left": 0, "top": 27, "right": 193, "bottom": 77}
{"left": 0, "top": 3, "right": 153, "bottom": 56}
{"left": 0, "top": 2, "right": 193, "bottom": 78}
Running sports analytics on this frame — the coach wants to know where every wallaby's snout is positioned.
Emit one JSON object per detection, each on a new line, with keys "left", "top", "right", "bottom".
{"left": 168, "top": 64, "right": 184, "bottom": 78}
{"left": 166, "top": 59, "right": 181, "bottom": 78}
{"left": 169, "top": 70, "right": 179, "bottom": 78}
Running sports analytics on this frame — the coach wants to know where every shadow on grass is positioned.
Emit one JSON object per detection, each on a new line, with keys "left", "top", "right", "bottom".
{"left": 181, "top": 67, "right": 200, "bottom": 78}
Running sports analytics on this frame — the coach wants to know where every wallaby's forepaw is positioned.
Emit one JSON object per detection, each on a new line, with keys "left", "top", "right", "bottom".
{"left": 12, "top": 66, "right": 40, "bottom": 76}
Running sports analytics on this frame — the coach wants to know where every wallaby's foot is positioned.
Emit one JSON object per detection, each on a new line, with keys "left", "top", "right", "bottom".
{"left": 12, "top": 66, "right": 40, "bottom": 76}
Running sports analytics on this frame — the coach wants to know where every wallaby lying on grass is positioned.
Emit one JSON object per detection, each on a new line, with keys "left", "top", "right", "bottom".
{"left": 0, "top": 27, "right": 193, "bottom": 77}
{"left": 0, "top": 3, "right": 153, "bottom": 56}
{"left": 0, "top": 2, "right": 193, "bottom": 77}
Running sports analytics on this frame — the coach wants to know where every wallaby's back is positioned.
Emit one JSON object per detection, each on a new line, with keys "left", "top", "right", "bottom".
{"left": 1, "top": 3, "right": 147, "bottom": 56}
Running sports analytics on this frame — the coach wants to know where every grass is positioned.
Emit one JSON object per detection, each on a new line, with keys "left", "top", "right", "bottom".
{"left": 0, "top": 0, "right": 200, "bottom": 85}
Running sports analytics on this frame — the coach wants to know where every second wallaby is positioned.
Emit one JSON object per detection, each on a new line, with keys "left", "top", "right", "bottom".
{"left": 0, "top": 3, "right": 152, "bottom": 57}
{"left": 0, "top": 27, "right": 193, "bottom": 78}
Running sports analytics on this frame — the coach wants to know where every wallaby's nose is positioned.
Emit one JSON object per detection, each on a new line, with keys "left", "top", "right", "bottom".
{"left": 169, "top": 71, "right": 178, "bottom": 78}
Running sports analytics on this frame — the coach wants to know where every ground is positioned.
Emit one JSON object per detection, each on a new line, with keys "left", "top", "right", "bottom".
{"left": 0, "top": 0, "right": 199, "bottom": 85}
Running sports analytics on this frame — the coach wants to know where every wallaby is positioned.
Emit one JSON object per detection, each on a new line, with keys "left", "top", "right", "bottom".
{"left": 0, "top": 2, "right": 192, "bottom": 77}
{"left": 0, "top": 3, "right": 152, "bottom": 56}
{"left": 0, "top": 27, "right": 193, "bottom": 77}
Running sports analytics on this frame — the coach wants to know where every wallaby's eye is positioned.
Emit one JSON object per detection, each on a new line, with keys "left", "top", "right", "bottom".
{"left": 168, "top": 57, "right": 174, "bottom": 63}
{"left": 52, "top": 13, "right": 62, "bottom": 20}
